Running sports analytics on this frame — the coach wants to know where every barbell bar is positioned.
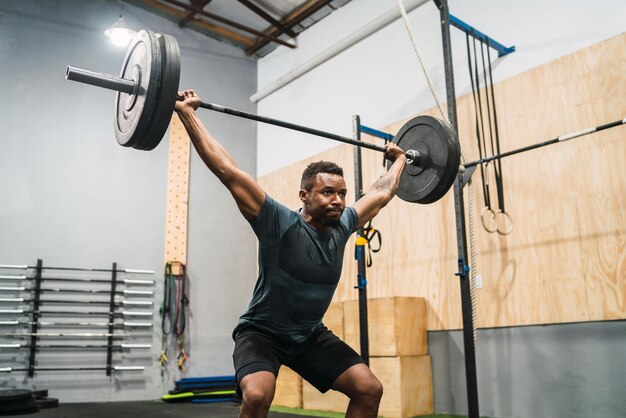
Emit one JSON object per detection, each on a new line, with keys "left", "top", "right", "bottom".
{"left": 0, "top": 275, "right": 154, "bottom": 285}
{"left": 0, "top": 308, "right": 153, "bottom": 317}
{"left": 0, "top": 343, "right": 151, "bottom": 349}
{"left": 60, "top": 30, "right": 626, "bottom": 205}
{"left": 0, "top": 297, "right": 153, "bottom": 306}
{"left": 65, "top": 30, "right": 461, "bottom": 204}
{"left": 4, "top": 332, "right": 146, "bottom": 338}
{"left": 0, "top": 320, "right": 152, "bottom": 327}
{"left": 464, "top": 117, "right": 626, "bottom": 168}
{"left": 0, "top": 264, "right": 154, "bottom": 274}
{"left": 0, "top": 366, "right": 145, "bottom": 372}
{"left": 66, "top": 64, "right": 419, "bottom": 160}
{"left": 0, "top": 286, "right": 153, "bottom": 296}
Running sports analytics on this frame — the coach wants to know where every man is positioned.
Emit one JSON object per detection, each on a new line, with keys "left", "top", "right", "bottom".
{"left": 175, "top": 89, "right": 407, "bottom": 418}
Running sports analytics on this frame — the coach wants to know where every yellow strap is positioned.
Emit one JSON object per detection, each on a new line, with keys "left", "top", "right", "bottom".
{"left": 355, "top": 236, "right": 368, "bottom": 246}
{"left": 364, "top": 227, "right": 377, "bottom": 237}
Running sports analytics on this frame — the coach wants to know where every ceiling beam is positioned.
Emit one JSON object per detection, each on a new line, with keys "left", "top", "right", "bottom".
{"left": 246, "top": 0, "right": 333, "bottom": 55}
{"left": 138, "top": 0, "right": 256, "bottom": 47}
{"left": 236, "top": 0, "right": 297, "bottom": 38}
{"left": 178, "top": 0, "right": 212, "bottom": 28}
{"left": 162, "top": 0, "right": 296, "bottom": 49}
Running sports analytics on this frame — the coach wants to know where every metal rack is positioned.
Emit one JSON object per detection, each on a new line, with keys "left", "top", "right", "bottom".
{"left": 0, "top": 259, "right": 155, "bottom": 377}
{"left": 435, "top": 1, "right": 514, "bottom": 417}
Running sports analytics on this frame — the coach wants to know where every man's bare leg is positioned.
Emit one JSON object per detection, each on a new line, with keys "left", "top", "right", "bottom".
{"left": 239, "top": 371, "right": 276, "bottom": 418}
{"left": 332, "top": 363, "right": 383, "bottom": 418}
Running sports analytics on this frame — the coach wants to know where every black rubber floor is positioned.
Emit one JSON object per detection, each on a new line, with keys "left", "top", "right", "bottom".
{"left": 1, "top": 400, "right": 316, "bottom": 418}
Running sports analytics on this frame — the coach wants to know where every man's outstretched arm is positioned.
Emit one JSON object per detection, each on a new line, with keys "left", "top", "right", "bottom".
{"left": 352, "top": 143, "right": 406, "bottom": 229}
{"left": 175, "top": 89, "right": 265, "bottom": 221}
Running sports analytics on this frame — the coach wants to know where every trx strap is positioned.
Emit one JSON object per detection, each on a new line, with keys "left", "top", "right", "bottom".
{"left": 355, "top": 221, "right": 382, "bottom": 268}
{"left": 466, "top": 34, "right": 492, "bottom": 221}
{"left": 160, "top": 262, "right": 189, "bottom": 371}
{"left": 466, "top": 35, "right": 513, "bottom": 234}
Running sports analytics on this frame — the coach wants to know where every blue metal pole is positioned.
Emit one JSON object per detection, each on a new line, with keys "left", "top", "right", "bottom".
{"left": 449, "top": 14, "right": 515, "bottom": 57}
{"left": 358, "top": 125, "right": 395, "bottom": 142}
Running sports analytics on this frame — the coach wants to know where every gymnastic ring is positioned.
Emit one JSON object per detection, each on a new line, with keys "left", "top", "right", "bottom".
{"left": 480, "top": 207, "right": 497, "bottom": 233}
{"left": 496, "top": 210, "right": 514, "bottom": 235}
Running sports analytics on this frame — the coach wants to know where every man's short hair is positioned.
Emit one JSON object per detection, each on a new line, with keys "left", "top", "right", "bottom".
{"left": 300, "top": 161, "right": 344, "bottom": 191}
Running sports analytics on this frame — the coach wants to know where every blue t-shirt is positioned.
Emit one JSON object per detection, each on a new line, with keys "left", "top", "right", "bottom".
{"left": 238, "top": 195, "right": 358, "bottom": 343}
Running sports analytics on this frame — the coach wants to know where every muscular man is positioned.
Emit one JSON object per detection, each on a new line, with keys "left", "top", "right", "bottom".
{"left": 175, "top": 89, "right": 407, "bottom": 418}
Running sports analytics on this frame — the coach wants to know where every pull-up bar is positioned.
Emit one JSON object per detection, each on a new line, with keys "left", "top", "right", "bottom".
{"left": 449, "top": 14, "right": 515, "bottom": 57}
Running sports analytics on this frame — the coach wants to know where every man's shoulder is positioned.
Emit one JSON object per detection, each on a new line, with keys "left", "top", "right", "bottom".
{"left": 263, "top": 194, "right": 298, "bottom": 216}
{"left": 253, "top": 194, "right": 299, "bottom": 229}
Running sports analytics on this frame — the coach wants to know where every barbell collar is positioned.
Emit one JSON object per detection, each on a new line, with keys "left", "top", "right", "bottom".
{"left": 405, "top": 149, "right": 422, "bottom": 166}
{"left": 66, "top": 65, "right": 136, "bottom": 95}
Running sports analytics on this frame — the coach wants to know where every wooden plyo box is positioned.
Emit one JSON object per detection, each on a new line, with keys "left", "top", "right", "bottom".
{"left": 344, "top": 297, "right": 427, "bottom": 356}
{"left": 272, "top": 302, "right": 343, "bottom": 409}
{"left": 323, "top": 301, "right": 344, "bottom": 339}
{"left": 272, "top": 366, "right": 302, "bottom": 408}
{"left": 302, "top": 380, "right": 349, "bottom": 413}
{"left": 301, "top": 355, "right": 433, "bottom": 417}
{"left": 371, "top": 355, "right": 433, "bottom": 418}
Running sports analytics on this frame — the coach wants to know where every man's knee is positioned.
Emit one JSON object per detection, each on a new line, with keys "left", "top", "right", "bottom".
{"left": 240, "top": 371, "right": 276, "bottom": 412}
{"left": 242, "top": 385, "right": 274, "bottom": 410}
{"left": 356, "top": 374, "right": 383, "bottom": 402}
{"left": 343, "top": 373, "right": 383, "bottom": 403}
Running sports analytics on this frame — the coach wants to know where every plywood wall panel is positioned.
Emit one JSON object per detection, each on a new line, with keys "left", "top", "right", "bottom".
{"left": 258, "top": 34, "right": 626, "bottom": 330}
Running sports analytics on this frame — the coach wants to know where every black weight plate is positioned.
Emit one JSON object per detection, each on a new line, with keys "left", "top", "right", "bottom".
{"left": 114, "top": 30, "right": 161, "bottom": 148}
{"left": 133, "top": 32, "right": 181, "bottom": 151}
{"left": 0, "top": 398, "right": 39, "bottom": 415}
{"left": 32, "top": 389, "right": 48, "bottom": 400}
{"left": 0, "top": 390, "right": 32, "bottom": 403}
{"left": 391, "top": 115, "right": 460, "bottom": 203}
{"left": 36, "top": 397, "right": 59, "bottom": 409}
{"left": 413, "top": 117, "right": 453, "bottom": 204}
{"left": 418, "top": 117, "right": 461, "bottom": 204}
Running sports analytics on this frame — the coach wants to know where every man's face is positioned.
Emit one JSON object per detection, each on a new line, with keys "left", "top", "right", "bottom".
{"left": 301, "top": 173, "right": 347, "bottom": 226}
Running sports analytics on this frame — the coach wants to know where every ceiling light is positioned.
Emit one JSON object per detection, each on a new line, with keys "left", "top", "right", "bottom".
{"left": 105, "top": 12, "right": 136, "bottom": 47}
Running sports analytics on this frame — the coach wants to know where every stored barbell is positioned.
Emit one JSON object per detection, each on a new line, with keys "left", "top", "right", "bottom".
{"left": 0, "top": 309, "right": 153, "bottom": 317}
{"left": 65, "top": 29, "right": 461, "bottom": 204}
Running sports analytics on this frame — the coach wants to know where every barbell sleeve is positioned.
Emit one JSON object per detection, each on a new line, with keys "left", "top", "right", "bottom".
{"left": 66, "top": 65, "right": 136, "bottom": 95}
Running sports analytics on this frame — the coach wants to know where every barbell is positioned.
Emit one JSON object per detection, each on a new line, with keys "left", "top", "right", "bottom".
{"left": 65, "top": 29, "right": 461, "bottom": 204}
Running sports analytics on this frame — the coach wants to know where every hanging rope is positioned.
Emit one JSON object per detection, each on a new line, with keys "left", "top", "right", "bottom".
{"left": 397, "top": 0, "right": 480, "bottom": 343}
{"left": 397, "top": 0, "right": 448, "bottom": 121}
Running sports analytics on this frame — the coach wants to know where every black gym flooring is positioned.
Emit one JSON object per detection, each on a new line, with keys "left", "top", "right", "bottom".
{"left": 3, "top": 400, "right": 317, "bottom": 418}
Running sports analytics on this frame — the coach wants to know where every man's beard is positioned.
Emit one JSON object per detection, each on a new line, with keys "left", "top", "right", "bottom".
{"left": 323, "top": 218, "right": 341, "bottom": 226}
{"left": 323, "top": 209, "right": 343, "bottom": 226}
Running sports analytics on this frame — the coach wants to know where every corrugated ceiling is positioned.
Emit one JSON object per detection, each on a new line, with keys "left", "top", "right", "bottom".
{"left": 126, "top": 0, "right": 352, "bottom": 58}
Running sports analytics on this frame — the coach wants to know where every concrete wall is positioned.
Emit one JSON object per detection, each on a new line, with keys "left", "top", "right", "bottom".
{"left": 0, "top": 0, "right": 257, "bottom": 402}
{"left": 429, "top": 321, "right": 626, "bottom": 418}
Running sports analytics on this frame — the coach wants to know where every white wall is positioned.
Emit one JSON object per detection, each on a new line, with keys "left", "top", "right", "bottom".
{"left": 256, "top": 0, "right": 626, "bottom": 176}
{"left": 0, "top": 0, "right": 257, "bottom": 402}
